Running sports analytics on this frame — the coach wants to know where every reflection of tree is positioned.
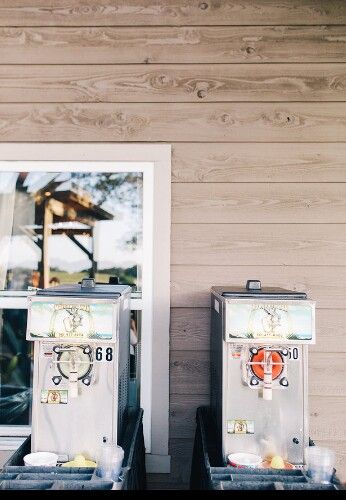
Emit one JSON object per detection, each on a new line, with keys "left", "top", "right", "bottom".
{"left": 72, "top": 172, "right": 142, "bottom": 251}
{"left": 72, "top": 172, "right": 142, "bottom": 210}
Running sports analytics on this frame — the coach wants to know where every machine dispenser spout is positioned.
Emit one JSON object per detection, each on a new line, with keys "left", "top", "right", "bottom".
{"left": 262, "top": 349, "right": 273, "bottom": 401}
{"left": 69, "top": 353, "right": 79, "bottom": 399}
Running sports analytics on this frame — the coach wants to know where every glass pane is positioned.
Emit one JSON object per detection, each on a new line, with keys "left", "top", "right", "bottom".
{"left": 0, "top": 171, "right": 143, "bottom": 291}
{"left": 0, "top": 309, "right": 32, "bottom": 425}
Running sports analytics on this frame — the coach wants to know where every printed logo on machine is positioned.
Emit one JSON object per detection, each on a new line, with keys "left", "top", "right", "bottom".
{"left": 227, "top": 419, "right": 254, "bottom": 434}
{"left": 41, "top": 389, "right": 68, "bottom": 404}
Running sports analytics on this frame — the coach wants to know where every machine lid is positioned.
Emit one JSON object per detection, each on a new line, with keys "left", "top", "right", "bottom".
{"left": 36, "top": 278, "right": 131, "bottom": 299}
{"left": 213, "top": 280, "right": 307, "bottom": 300}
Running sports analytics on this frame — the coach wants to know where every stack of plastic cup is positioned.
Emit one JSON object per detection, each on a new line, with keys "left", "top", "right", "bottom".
{"left": 307, "top": 446, "right": 335, "bottom": 484}
{"left": 96, "top": 442, "right": 124, "bottom": 482}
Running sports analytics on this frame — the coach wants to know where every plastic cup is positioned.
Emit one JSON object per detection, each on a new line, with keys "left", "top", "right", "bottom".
{"left": 307, "top": 446, "right": 335, "bottom": 484}
{"left": 96, "top": 442, "right": 124, "bottom": 482}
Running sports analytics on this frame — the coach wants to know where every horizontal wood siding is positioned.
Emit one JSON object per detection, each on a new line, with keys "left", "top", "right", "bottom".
{"left": 172, "top": 224, "right": 346, "bottom": 266}
{"left": 0, "top": 27, "right": 346, "bottom": 64}
{"left": 172, "top": 143, "right": 346, "bottom": 183}
{"left": 1, "top": 64, "right": 346, "bottom": 103}
{"left": 0, "top": 0, "right": 345, "bottom": 489}
{"left": 0, "top": 1, "right": 345, "bottom": 26}
{"left": 0, "top": 103, "right": 345, "bottom": 142}
{"left": 171, "top": 266, "right": 346, "bottom": 309}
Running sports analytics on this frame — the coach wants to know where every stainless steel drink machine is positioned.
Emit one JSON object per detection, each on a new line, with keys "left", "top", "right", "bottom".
{"left": 26, "top": 278, "right": 131, "bottom": 462}
{"left": 210, "top": 280, "right": 315, "bottom": 467}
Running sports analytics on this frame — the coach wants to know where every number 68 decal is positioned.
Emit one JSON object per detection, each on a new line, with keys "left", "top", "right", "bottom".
{"left": 94, "top": 346, "right": 113, "bottom": 362}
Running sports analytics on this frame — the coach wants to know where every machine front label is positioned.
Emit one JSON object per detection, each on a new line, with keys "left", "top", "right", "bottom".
{"left": 227, "top": 419, "right": 254, "bottom": 434}
{"left": 41, "top": 389, "right": 68, "bottom": 404}
{"left": 225, "top": 300, "right": 315, "bottom": 343}
{"left": 28, "top": 300, "right": 115, "bottom": 341}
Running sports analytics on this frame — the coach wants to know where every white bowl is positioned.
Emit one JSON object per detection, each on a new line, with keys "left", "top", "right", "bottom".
{"left": 227, "top": 452, "right": 262, "bottom": 469}
{"left": 24, "top": 452, "right": 58, "bottom": 467}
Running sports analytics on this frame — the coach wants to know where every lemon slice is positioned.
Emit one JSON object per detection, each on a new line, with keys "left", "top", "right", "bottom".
{"left": 62, "top": 454, "right": 96, "bottom": 468}
{"left": 270, "top": 455, "right": 285, "bottom": 469}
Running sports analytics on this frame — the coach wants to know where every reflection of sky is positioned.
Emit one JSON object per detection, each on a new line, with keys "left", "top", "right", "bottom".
{"left": 10, "top": 219, "right": 141, "bottom": 272}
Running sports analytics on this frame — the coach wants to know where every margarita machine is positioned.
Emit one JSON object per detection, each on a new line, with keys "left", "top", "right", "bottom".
{"left": 210, "top": 280, "right": 315, "bottom": 468}
{"left": 26, "top": 278, "right": 131, "bottom": 462}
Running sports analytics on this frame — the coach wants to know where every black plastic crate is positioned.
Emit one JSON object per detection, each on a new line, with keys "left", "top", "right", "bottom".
{"left": 1, "top": 407, "right": 146, "bottom": 490}
{"left": 190, "top": 406, "right": 342, "bottom": 491}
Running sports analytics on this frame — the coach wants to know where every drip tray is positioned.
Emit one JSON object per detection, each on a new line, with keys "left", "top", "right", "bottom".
{"left": 210, "top": 467, "right": 338, "bottom": 490}
{"left": 0, "top": 466, "right": 115, "bottom": 490}
{"left": 189, "top": 406, "right": 342, "bottom": 491}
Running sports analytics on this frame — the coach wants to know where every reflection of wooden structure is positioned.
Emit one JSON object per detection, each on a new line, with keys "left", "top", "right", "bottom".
{"left": 33, "top": 182, "right": 113, "bottom": 288}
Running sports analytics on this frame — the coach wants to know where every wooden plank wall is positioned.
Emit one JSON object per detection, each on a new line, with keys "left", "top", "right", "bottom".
{"left": 0, "top": 0, "right": 345, "bottom": 489}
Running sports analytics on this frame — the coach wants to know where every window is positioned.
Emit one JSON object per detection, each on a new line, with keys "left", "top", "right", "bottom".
{"left": 1, "top": 171, "right": 143, "bottom": 291}
{"left": 0, "top": 144, "right": 171, "bottom": 473}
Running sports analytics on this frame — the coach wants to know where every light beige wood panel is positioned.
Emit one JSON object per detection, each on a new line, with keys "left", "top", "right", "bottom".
{"left": 170, "top": 308, "right": 346, "bottom": 354}
{"left": 1, "top": 26, "right": 346, "bottom": 64}
{"left": 170, "top": 394, "right": 209, "bottom": 439}
{"left": 172, "top": 184, "right": 346, "bottom": 223}
{"left": 169, "top": 394, "right": 346, "bottom": 442}
{"left": 309, "top": 396, "right": 346, "bottom": 442}
{"left": 172, "top": 224, "right": 346, "bottom": 266}
{"left": 170, "top": 350, "right": 209, "bottom": 395}
{"left": 172, "top": 143, "right": 346, "bottom": 183}
{"left": 0, "top": 1, "right": 345, "bottom": 26}
{"left": 171, "top": 266, "right": 346, "bottom": 308}
{"left": 170, "top": 308, "right": 210, "bottom": 352}
{"left": 1, "top": 64, "right": 346, "bottom": 103}
{"left": 0, "top": 103, "right": 346, "bottom": 142}
{"left": 170, "top": 350, "right": 346, "bottom": 397}
{"left": 309, "top": 353, "right": 346, "bottom": 397}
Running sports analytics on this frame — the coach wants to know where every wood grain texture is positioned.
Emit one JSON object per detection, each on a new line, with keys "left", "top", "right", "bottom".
{"left": 1, "top": 64, "right": 346, "bottom": 103}
{"left": 309, "top": 396, "right": 346, "bottom": 442}
{"left": 170, "top": 350, "right": 209, "bottom": 395}
{"left": 172, "top": 143, "right": 346, "bottom": 183}
{"left": 169, "top": 394, "right": 346, "bottom": 442}
{"left": 170, "top": 308, "right": 210, "bottom": 352}
{"left": 170, "top": 307, "right": 346, "bottom": 354}
{"left": 309, "top": 353, "right": 346, "bottom": 397}
{"left": 0, "top": 1, "right": 345, "bottom": 26}
{"left": 170, "top": 394, "right": 209, "bottom": 439}
{"left": 172, "top": 224, "right": 346, "bottom": 266}
{"left": 0, "top": 26, "right": 346, "bottom": 64}
{"left": 171, "top": 266, "right": 346, "bottom": 308}
{"left": 172, "top": 183, "right": 346, "bottom": 223}
{"left": 0, "top": 103, "right": 346, "bottom": 142}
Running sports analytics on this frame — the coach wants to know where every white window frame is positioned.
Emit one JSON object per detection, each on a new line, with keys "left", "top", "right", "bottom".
{"left": 0, "top": 144, "right": 171, "bottom": 473}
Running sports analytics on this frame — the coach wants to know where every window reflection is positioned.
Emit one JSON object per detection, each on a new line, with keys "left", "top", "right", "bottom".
{"left": 0, "top": 171, "right": 143, "bottom": 291}
{"left": 0, "top": 309, "right": 32, "bottom": 425}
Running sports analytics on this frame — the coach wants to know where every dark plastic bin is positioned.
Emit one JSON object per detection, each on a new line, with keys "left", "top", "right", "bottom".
{"left": 1, "top": 407, "right": 146, "bottom": 490}
{"left": 190, "top": 406, "right": 342, "bottom": 491}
